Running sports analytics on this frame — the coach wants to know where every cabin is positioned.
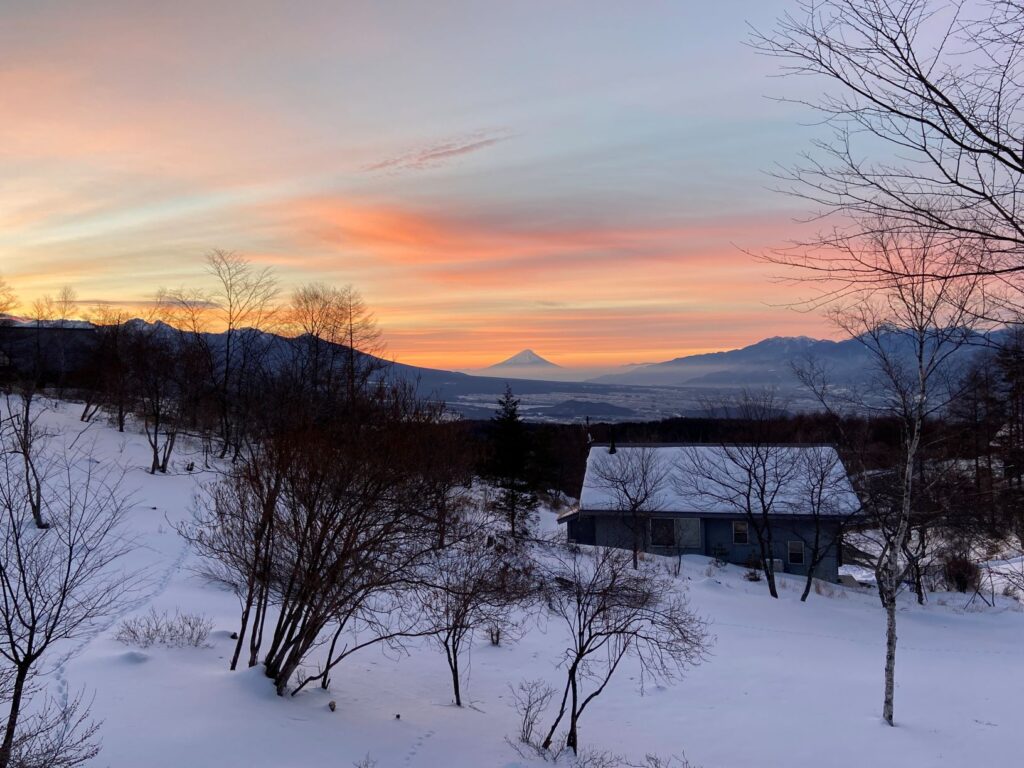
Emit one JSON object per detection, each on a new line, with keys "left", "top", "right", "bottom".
{"left": 559, "top": 443, "right": 860, "bottom": 582}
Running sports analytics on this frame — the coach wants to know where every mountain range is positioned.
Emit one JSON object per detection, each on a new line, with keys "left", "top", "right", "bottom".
{"left": 1, "top": 320, "right": 1006, "bottom": 421}
{"left": 587, "top": 332, "right": 1003, "bottom": 389}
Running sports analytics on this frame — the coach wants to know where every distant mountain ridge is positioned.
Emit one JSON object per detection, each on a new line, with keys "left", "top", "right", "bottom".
{"left": 590, "top": 331, "right": 1006, "bottom": 388}
{"left": 0, "top": 321, "right": 622, "bottom": 416}
{"left": 2, "top": 321, "right": 1009, "bottom": 420}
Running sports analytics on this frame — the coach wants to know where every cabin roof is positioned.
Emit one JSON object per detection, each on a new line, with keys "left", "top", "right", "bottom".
{"left": 579, "top": 443, "right": 860, "bottom": 517}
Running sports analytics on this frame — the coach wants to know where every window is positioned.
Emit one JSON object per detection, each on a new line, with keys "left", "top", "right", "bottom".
{"left": 676, "top": 518, "right": 701, "bottom": 549}
{"left": 650, "top": 518, "right": 675, "bottom": 548}
{"left": 788, "top": 541, "right": 805, "bottom": 566}
{"left": 732, "top": 521, "right": 749, "bottom": 545}
{"left": 568, "top": 516, "right": 596, "bottom": 546}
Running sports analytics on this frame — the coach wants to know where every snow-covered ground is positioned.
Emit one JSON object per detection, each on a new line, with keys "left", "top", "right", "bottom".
{"left": 23, "top": 402, "right": 1024, "bottom": 767}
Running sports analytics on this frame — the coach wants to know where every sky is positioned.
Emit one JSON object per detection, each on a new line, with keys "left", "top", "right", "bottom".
{"left": 0, "top": 0, "right": 835, "bottom": 370}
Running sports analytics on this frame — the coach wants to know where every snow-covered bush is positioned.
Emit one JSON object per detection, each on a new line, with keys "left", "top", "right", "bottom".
{"left": 116, "top": 609, "right": 212, "bottom": 648}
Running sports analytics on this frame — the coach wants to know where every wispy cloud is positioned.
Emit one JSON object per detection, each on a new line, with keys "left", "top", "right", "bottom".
{"left": 364, "top": 131, "right": 511, "bottom": 173}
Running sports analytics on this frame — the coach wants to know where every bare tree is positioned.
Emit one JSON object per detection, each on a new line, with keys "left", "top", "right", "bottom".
{"left": 127, "top": 325, "right": 186, "bottom": 474}
{"left": 0, "top": 276, "right": 14, "bottom": 320}
{"left": 29, "top": 295, "right": 54, "bottom": 327}
{"left": 795, "top": 226, "right": 984, "bottom": 725}
{"left": 185, "top": 377, "right": 451, "bottom": 696}
{"left": 161, "top": 251, "right": 280, "bottom": 460}
{"left": 410, "top": 419, "right": 475, "bottom": 549}
{"left": 677, "top": 389, "right": 799, "bottom": 598}
{"left": 53, "top": 286, "right": 77, "bottom": 327}
{"left": 538, "top": 546, "right": 709, "bottom": 756}
{"left": 203, "top": 250, "right": 279, "bottom": 458}
{"left": 0, "top": 442, "right": 135, "bottom": 768}
{"left": 419, "top": 530, "right": 531, "bottom": 706}
{"left": 0, "top": 283, "right": 49, "bottom": 530}
{"left": 186, "top": 426, "right": 299, "bottom": 672}
{"left": 754, "top": 0, "right": 1024, "bottom": 304}
{"left": 82, "top": 308, "right": 136, "bottom": 431}
{"left": 0, "top": 670, "right": 100, "bottom": 768}
{"left": 2, "top": 391, "right": 50, "bottom": 529}
{"left": 793, "top": 444, "right": 860, "bottom": 601}
{"left": 754, "top": 0, "right": 1019, "bottom": 723}
{"left": 289, "top": 283, "right": 383, "bottom": 402}
{"left": 590, "top": 445, "right": 669, "bottom": 568}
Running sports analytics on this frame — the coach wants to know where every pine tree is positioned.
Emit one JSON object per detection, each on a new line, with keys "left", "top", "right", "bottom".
{"left": 487, "top": 385, "right": 538, "bottom": 538}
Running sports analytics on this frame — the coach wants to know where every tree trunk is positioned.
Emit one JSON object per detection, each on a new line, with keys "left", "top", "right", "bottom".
{"left": 800, "top": 522, "right": 823, "bottom": 602}
{"left": 800, "top": 571, "right": 813, "bottom": 603}
{"left": 881, "top": 401, "right": 920, "bottom": 725}
{"left": 567, "top": 668, "right": 580, "bottom": 755}
{"left": 541, "top": 667, "right": 574, "bottom": 750}
{"left": 159, "top": 431, "right": 176, "bottom": 473}
{"left": 230, "top": 586, "right": 255, "bottom": 671}
{"left": 0, "top": 663, "right": 31, "bottom": 768}
{"left": 319, "top": 623, "right": 346, "bottom": 690}
{"left": 445, "top": 640, "right": 462, "bottom": 706}
{"left": 882, "top": 587, "right": 897, "bottom": 725}
{"left": 147, "top": 417, "right": 161, "bottom": 474}
{"left": 249, "top": 580, "right": 269, "bottom": 668}
{"left": 22, "top": 454, "right": 45, "bottom": 529}
{"left": 754, "top": 521, "right": 778, "bottom": 598}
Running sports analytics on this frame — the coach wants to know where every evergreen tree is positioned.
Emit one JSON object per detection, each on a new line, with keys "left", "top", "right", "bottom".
{"left": 487, "top": 385, "right": 538, "bottom": 538}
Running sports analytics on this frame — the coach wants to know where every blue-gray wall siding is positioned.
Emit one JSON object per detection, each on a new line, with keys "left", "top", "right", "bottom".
{"left": 571, "top": 515, "right": 841, "bottom": 582}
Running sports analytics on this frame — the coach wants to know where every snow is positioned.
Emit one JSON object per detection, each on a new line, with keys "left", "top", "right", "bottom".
{"left": 580, "top": 444, "right": 860, "bottom": 516}
{"left": 15, "top": 404, "right": 1024, "bottom": 767}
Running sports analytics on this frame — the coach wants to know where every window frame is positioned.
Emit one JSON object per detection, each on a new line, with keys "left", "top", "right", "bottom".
{"left": 788, "top": 540, "right": 805, "bottom": 566}
{"left": 732, "top": 520, "right": 749, "bottom": 545}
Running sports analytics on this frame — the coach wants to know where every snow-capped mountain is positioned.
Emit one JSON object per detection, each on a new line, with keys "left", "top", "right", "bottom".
{"left": 486, "top": 349, "right": 560, "bottom": 369}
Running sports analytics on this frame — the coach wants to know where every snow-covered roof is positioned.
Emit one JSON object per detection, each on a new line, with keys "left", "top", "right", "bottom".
{"left": 579, "top": 444, "right": 860, "bottom": 517}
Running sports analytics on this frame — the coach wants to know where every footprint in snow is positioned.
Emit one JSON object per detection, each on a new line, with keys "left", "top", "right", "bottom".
{"left": 402, "top": 729, "right": 436, "bottom": 765}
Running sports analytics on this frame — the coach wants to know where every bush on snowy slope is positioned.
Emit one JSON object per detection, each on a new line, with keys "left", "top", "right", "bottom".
{"left": 116, "top": 609, "right": 213, "bottom": 649}
{"left": 528, "top": 545, "right": 710, "bottom": 757}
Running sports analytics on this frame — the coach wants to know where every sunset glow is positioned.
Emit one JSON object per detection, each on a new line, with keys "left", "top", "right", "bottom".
{"left": 0, "top": 0, "right": 835, "bottom": 369}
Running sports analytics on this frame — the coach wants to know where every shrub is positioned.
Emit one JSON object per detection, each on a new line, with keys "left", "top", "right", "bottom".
{"left": 116, "top": 608, "right": 213, "bottom": 648}
{"left": 710, "top": 545, "right": 729, "bottom": 567}
{"left": 743, "top": 552, "right": 762, "bottom": 582}
{"left": 942, "top": 554, "right": 980, "bottom": 594}
{"left": 813, "top": 580, "right": 835, "bottom": 598}
{"left": 510, "top": 679, "right": 556, "bottom": 745}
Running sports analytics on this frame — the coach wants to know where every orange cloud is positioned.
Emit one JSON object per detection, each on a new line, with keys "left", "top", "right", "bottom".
{"left": 2, "top": 183, "right": 830, "bottom": 369}
{"left": 245, "top": 196, "right": 832, "bottom": 368}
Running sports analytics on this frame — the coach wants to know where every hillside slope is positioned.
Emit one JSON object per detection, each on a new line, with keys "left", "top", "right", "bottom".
{"left": 19, "top": 401, "right": 1022, "bottom": 767}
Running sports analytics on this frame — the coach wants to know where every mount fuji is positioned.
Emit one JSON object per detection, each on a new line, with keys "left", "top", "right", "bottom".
{"left": 486, "top": 349, "right": 560, "bottom": 370}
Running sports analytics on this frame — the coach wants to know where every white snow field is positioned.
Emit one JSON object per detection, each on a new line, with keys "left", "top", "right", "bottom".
{"left": 24, "top": 402, "right": 1024, "bottom": 767}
